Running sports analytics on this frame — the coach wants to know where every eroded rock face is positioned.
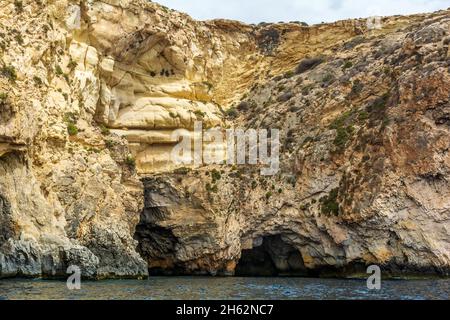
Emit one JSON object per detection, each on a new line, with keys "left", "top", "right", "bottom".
{"left": 0, "top": 0, "right": 147, "bottom": 279}
{"left": 70, "top": 0, "right": 373, "bottom": 174}
{"left": 0, "top": 0, "right": 449, "bottom": 278}
{"left": 135, "top": 10, "right": 450, "bottom": 277}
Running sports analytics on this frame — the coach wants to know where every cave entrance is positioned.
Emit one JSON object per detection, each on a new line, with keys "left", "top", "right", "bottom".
{"left": 235, "top": 235, "right": 307, "bottom": 277}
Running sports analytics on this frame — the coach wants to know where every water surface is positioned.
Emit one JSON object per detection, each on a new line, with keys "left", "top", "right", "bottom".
{"left": 0, "top": 277, "right": 448, "bottom": 300}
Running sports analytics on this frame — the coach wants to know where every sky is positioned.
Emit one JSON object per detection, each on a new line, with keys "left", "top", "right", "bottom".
{"left": 155, "top": 0, "right": 450, "bottom": 25}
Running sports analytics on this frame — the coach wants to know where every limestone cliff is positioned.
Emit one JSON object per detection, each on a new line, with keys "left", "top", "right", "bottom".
{"left": 0, "top": 0, "right": 449, "bottom": 278}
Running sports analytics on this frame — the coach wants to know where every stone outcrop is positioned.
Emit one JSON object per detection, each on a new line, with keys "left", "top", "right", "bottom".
{"left": 0, "top": 0, "right": 449, "bottom": 278}
{"left": 0, "top": 0, "right": 147, "bottom": 279}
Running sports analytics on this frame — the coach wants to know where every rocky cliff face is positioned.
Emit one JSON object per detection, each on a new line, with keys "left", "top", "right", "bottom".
{"left": 0, "top": 0, "right": 449, "bottom": 279}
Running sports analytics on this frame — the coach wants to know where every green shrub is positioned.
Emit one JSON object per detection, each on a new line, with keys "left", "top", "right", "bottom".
{"left": 55, "top": 65, "right": 63, "bottom": 76}
{"left": 320, "top": 188, "right": 340, "bottom": 216}
{"left": 334, "top": 126, "right": 354, "bottom": 149}
{"left": 211, "top": 169, "right": 221, "bottom": 182}
{"left": 342, "top": 61, "right": 353, "bottom": 70}
{"left": 301, "top": 84, "right": 314, "bottom": 96}
{"left": 368, "top": 93, "right": 390, "bottom": 113}
{"left": 1, "top": 64, "right": 17, "bottom": 82}
{"left": 63, "top": 112, "right": 78, "bottom": 124}
{"left": 350, "top": 79, "right": 363, "bottom": 96}
{"left": 0, "top": 92, "right": 8, "bottom": 111}
{"left": 265, "top": 192, "right": 273, "bottom": 200}
{"left": 14, "top": 34, "right": 24, "bottom": 45}
{"left": 194, "top": 110, "right": 206, "bottom": 119}
{"left": 14, "top": 0, "right": 23, "bottom": 13}
{"left": 67, "top": 123, "right": 78, "bottom": 136}
{"left": 329, "top": 109, "right": 356, "bottom": 149}
{"left": 286, "top": 175, "right": 297, "bottom": 186}
{"left": 284, "top": 70, "right": 294, "bottom": 78}
{"left": 33, "top": 76, "right": 43, "bottom": 86}
{"left": 64, "top": 112, "right": 78, "bottom": 136}
{"left": 225, "top": 107, "right": 238, "bottom": 119}
{"left": 322, "top": 73, "right": 335, "bottom": 84}
{"left": 125, "top": 154, "right": 136, "bottom": 167}
{"left": 330, "top": 110, "right": 353, "bottom": 130}
{"left": 206, "top": 183, "right": 218, "bottom": 193}
{"left": 358, "top": 111, "right": 370, "bottom": 121}
{"left": 0, "top": 92, "right": 7, "bottom": 105}
{"left": 174, "top": 167, "right": 191, "bottom": 175}
{"left": 105, "top": 139, "right": 115, "bottom": 149}
{"left": 100, "top": 124, "right": 110, "bottom": 135}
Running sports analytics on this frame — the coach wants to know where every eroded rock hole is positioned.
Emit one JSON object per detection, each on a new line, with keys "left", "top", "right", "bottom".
{"left": 134, "top": 207, "right": 180, "bottom": 275}
{"left": 235, "top": 235, "right": 307, "bottom": 276}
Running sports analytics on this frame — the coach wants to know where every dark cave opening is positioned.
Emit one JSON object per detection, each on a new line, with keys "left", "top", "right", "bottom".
{"left": 235, "top": 235, "right": 308, "bottom": 277}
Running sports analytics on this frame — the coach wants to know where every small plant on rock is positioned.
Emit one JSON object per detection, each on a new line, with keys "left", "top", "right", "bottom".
{"left": 125, "top": 154, "right": 136, "bottom": 168}
{"left": 0, "top": 64, "right": 17, "bottom": 82}
{"left": 206, "top": 182, "right": 218, "bottom": 193}
{"left": 194, "top": 110, "right": 206, "bottom": 119}
{"left": 67, "top": 122, "right": 78, "bottom": 136}
{"left": 55, "top": 65, "right": 63, "bottom": 76}
{"left": 211, "top": 169, "right": 221, "bottom": 183}
{"left": 342, "top": 61, "right": 353, "bottom": 71}
{"left": 14, "top": 0, "right": 23, "bottom": 13}
{"left": 320, "top": 188, "right": 340, "bottom": 216}
{"left": 350, "top": 79, "right": 364, "bottom": 96}
{"left": 100, "top": 124, "right": 110, "bottom": 135}
{"left": 225, "top": 107, "right": 238, "bottom": 119}
{"left": 0, "top": 92, "right": 8, "bottom": 106}
{"left": 174, "top": 167, "right": 191, "bottom": 175}
{"left": 64, "top": 112, "right": 78, "bottom": 136}
{"left": 33, "top": 76, "right": 43, "bottom": 86}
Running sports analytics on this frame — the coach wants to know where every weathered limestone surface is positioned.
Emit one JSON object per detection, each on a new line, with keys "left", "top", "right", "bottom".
{"left": 134, "top": 8, "right": 450, "bottom": 277}
{"left": 0, "top": 0, "right": 449, "bottom": 278}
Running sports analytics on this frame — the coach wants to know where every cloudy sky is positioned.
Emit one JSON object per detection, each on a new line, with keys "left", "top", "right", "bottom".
{"left": 156, "top": 0, "right": 449, "bottom": 24}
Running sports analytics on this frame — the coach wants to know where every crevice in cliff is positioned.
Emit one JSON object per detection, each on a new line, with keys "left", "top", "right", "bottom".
{"left": 235, "top": 235, "right": 307, "bottom": 277}
{"left": 134, "top": 206, "right": 180, "bottom": 275}
{"left": 0, "top": 192, "right": 15, "bottom": 246}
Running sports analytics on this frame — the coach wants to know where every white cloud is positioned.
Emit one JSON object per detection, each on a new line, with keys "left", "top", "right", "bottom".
{"left": 155, "top": 0, "right": 449, "bottom": 24}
